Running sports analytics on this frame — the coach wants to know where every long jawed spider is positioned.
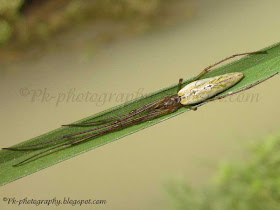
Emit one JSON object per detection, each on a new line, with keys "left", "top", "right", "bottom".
{"left": 3, "top": 51, "right": 278, "bottom": 166}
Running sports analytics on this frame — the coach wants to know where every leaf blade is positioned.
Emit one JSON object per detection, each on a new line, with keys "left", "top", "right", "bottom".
{"left": 1, "top": 42, "right": 280, "bottom": 186}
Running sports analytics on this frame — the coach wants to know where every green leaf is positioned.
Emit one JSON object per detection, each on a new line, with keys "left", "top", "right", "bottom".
{"left": 0, "top": 42, "right": 279, "bottom": 186}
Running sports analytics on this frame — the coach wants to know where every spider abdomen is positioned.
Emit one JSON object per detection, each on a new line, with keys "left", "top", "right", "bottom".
{"left": 178, "top": 72, "right": 244, "bottom": 105}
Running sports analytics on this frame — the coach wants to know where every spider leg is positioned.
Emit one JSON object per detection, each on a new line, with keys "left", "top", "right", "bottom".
{"left": 63, "top": 96, "right": 168, "bottom": 126}
{"left": 13, "top": 108, "right": 170, "bottom": 166}
{"left": 194, "top": 72, "right": 278, "bottom": 109}
{"left": 3, "top": 96, "right": 170, "bottom": 151}
{"left": 2, "top": 136, "right": 66, "bottom": 151}
{"left": 4, "top": 119, "right": 127, "bottom": 150}
{"left": 13, "top": 126, "right": 122, "bottom": 166}
{"left": 191, "top": 51, "right": 265, "bottom": 82}
{"left": 3, "top": 123, "right": 118, "bottom": 150}
{"left": 63, "top": 116, "right": 118, "bottom": 126}
{"left": 70, "top": 108, "right": 170, "bottom": 146}
{"left": 12, "top": 141, "right": 74, "bottom": 167}
{"left": 177, "top": 78, "right": 183, "bottom": 93}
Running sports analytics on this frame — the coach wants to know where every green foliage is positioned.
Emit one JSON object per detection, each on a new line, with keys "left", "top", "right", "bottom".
{"left": 0, "top": 0, "right": 22, "bottom": 44}
{"left": 0, "top": 0, "right": 165, "bottom": 46}
{"left": 0, "top": 0, "right": 23, "bottom": 17}
{"left": 0, "top": 20, "right": 11, "bottom": 44}
{"left": 166, "top": 131, "right": 280, "bottom": 210}
{"left": 65, "top": 0, "right": 162, "bottom": 19}
{"left": 0, "top": 42, "right": 279, "bottom": 186}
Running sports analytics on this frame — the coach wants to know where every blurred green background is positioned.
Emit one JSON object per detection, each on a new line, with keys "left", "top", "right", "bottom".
{"left": 0, "top": 0, "right": 279, "bottom": 210}
{"left": 167, "top": 131, "right": 280, "bottom": 210}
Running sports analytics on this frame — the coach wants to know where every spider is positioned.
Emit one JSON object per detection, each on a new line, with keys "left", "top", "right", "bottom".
{"left": 3, "top": 51, "right": 278, "bottom": 166}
